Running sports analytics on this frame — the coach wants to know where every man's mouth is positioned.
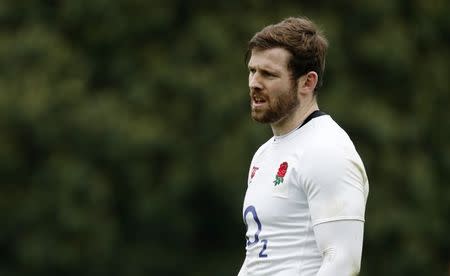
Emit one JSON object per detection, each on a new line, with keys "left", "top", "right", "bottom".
{"left": 252, "top": 95, "right": 267, "bottom": 107}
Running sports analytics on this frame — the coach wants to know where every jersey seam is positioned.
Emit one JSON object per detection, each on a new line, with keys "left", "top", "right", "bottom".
{"left": 312, "top": 216, "right": 365, "bottom": 227}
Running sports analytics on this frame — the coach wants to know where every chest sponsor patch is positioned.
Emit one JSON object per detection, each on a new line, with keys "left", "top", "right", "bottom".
{"left": 250, "top": 166, "right": 259, "bottom": 180}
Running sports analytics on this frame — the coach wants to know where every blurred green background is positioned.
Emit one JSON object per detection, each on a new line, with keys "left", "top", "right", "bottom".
{"left": 0, "top": 0, "right": 449, "bottom": 275}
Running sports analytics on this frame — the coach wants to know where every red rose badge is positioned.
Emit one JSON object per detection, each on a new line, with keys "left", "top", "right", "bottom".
{"left": 273, "top": 162, "right": 288, "bottom": 186}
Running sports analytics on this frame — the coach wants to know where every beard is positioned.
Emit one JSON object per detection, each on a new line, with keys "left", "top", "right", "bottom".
{"left": 251, "top": 83, "right": 300, "bottom": 124}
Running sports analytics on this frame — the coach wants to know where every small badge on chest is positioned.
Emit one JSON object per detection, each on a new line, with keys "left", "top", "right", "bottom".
{"left": 273, "top": 162, "right": 288, "bottom": 186}
{"left": 250, "top": 166, "right": 259, "bottom": 181}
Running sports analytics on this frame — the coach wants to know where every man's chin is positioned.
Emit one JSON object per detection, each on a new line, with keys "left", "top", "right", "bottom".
{"left": 251, "top": 111, "right": 274, "bottom": 124}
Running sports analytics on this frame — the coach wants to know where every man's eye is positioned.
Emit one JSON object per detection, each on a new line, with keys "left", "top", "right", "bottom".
{"left": 262, "top": 71, "right": 275, "bottom": 77}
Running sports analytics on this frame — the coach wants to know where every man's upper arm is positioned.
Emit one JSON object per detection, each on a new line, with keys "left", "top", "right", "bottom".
{"left": 301, "top": 145, "right": 368, "bottom": 226}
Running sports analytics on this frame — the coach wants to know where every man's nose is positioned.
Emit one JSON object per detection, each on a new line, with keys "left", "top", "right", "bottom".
{"left": 249, "top": 73, "right": 263, "bottom": 90}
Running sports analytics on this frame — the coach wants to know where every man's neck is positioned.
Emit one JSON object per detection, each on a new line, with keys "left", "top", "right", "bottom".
{"left": 271, "top": 100, "right": 319, "bottom": 136}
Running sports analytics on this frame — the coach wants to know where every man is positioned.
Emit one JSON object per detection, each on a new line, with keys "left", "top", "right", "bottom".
{"left": 238, "top": 17, "right": 369, "bottom": 276}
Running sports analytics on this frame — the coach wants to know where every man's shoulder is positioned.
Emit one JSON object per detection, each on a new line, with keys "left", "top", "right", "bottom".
{"left": 298, "top": 116, "right": 360, "bottom": 164}
{"left": 305, "top": 115, "right": 354, "bottom": 148}
{"left": 252, "top": 137, "right": 273, "bottom": 158}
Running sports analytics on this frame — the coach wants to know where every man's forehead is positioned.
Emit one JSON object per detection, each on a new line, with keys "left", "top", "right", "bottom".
{"left": 248, "top": 47, "right": 291, "bottom": 69}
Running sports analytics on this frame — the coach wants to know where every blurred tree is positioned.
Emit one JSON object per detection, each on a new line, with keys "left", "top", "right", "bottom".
{"left": 0, "top": 0, "right": 449, "bottom": 275}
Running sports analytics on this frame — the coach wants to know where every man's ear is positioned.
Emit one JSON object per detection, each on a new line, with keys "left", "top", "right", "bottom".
{"left": 300, "top": 71, "right": 318, "bottom": 93}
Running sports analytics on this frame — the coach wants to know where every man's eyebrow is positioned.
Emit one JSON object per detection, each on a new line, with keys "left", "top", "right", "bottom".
{"left": 248, "top": 64, "right": 280, "bottom": 73}
{"left": 260, "top": 67, "right": 281, "bottom": 75}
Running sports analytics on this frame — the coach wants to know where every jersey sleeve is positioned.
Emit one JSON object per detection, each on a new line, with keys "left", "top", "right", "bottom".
{"left": 313, "top": 220, "right": 364, "bottom": 276}
{"left": 300, "top": 144, "right": 368, "bottom": 226}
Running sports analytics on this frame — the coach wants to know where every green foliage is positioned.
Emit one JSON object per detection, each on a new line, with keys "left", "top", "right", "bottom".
{"left": 0, "top": 0, "right": 449, "bottom": 275}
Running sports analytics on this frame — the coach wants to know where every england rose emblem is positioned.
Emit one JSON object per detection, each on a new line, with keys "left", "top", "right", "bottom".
{"left": 274, "top": 162, "right": 288, "bottom": 186}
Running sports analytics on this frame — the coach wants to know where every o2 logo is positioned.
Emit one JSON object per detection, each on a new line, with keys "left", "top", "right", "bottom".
{"left": 243, "top": 205, "right": 268, "bottom": 258}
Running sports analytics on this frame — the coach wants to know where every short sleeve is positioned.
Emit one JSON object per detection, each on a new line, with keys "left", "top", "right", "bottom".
{"left": 301, "top": 144, "right": 368, "bottom": 226}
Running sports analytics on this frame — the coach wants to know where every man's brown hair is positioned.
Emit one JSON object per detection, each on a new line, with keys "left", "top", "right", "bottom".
{"left": 246, "top": 17, "right": 328, "bottom": 91}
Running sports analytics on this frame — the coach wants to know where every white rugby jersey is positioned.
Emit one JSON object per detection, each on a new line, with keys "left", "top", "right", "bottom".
{"left": 241, "top": 114, "right": 369, "bottom": 276}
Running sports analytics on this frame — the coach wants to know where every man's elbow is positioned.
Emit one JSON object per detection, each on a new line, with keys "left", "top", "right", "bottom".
{"left": 322, "top": 247, "right": 361, "bottom": 275}
{"left": 336, "top": 249, "right": 361, "bottom": 276}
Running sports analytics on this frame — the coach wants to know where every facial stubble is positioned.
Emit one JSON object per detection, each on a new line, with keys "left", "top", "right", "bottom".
{"left": 251, "top": 83, "right": 299, "bottom": 124}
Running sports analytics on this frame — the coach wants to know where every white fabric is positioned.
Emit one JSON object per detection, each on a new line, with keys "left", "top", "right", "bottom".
{"left": 238, "top": 221, "right": 364, "bottom": 276}
{"left": 313, "top": 220, "right": 364, "bottom": 276}
{"left": 237, "top": 258, "right": 247, "bottom": 276}
{"left": 238, "top": 115, "right": 368, "bottom": 276}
